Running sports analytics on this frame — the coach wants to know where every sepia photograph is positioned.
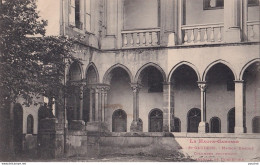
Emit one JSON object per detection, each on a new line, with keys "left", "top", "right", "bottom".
{"left": 0, "top": 0, "right": 259, "bottom": 163}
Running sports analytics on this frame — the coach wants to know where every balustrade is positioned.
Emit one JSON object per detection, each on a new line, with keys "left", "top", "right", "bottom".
{"left": 122, "top": 28, "right": 160, "bottom": 48}
{"left": 182, "top": 23, "right": 224, "bottom": 45}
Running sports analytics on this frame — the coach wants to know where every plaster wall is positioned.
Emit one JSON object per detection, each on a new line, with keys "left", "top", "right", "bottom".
{"left": 185, "top": 0, "right": 224, "bottom": 25}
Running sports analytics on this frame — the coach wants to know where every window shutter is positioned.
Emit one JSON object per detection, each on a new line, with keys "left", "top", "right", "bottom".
{"left": 85, "top": 0, "right": 91, "bottom": 32}
{"left": 69, "top": 0, "right": 76, "bottom": 26}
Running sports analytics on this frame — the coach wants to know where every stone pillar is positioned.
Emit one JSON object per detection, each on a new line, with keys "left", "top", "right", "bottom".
{"left": 234, "top": 80, "right": 246, "bottom": 133}
{"left": 89, "top": 88, "right": 93, "bottom": 122}
{"left": 98, "top": 87, "right": 102, "bottom": 121}
{"left": 130, "top": 83, "right": 142, "bottom": 132}
{"left": 242, "top": 0, "right": 248, "bottom": 41}
{"left": 163, "top": 82, "right": 171, "bottom": 132}
{"left": 95, "top": 88, "right": 99, "bottom": 121}
{"left": 79, "top": 85, "right": 84, "bottom": 120}
{"left": 101, "top": 86, "right": 110, "bottom": 122}
{"left": 101, "top": 88, "right": 105, "bottom": 122}
{"left": 177, "top": 0, "right": 183, "bottom": 44}
{"left": 198, "top": 81, "right": 208, "bottom": 133}
{"left": 224, "top": 0, "right": 241, "bottom": 42}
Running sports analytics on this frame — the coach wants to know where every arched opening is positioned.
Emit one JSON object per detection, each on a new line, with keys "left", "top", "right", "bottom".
{"left": 210, "top": 117, "right": 221, "bottom": 133}
{"left": 123, "top": 0, "right": 160, "bottom": 30}
{"left": 26, "top": 115, "right": 34, "bottom": 134}
{"left": 84, "top": 65, "right": 99, "bottom": 123}
{"left": 187, "top": 108, "right": 201, "bottom": 132}
{"left": 149, "top": 109, "right": 163, "bottom": 132}
{"left": 106, "top": 66, "right": 132, "bottom": 131}
{"left": 137, "top": 65, "right": 165, "bottom": 131}
{"left": 252, "top": 116, "right": 260, "bottom": 133}
{"left": 13, "top": 103, "right": 23, "bottom": 154}
{"left": 66, "top": 88, "right": 80, "bottom": 123}
{"left": 68, "top": 62, "right": 82, "bottom": 81}
{"left": 228, "top": 108, "right": 235, "bottom": 133}
{"left": 170, "top": 64, "right": 200, "bottom": 132}
{"left": 67, "top": 62, "right": 82, "bottom": 126}
{"left": 112, "top": 109, "right": 127, "bottom": 132}
{"left": 205, "top": 63, "right": 235, "bottom": 132}
{"left": 242, "top": 61, "right": 260, "bottom": 133}
{"left": 171, "top": 116, "right": 181, "bottom": 132}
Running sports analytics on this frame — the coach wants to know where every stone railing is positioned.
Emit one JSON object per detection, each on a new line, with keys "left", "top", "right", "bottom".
{"left": 121, "top": 28, "right": 160, "bottom": 48}
{"left": 247, "top": 21, "right": 260, "bottom": 42}
{"left": 182, "top": 23, "right": 224, "bottom": 45}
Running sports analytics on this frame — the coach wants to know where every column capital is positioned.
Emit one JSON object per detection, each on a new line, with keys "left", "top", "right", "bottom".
{"left": 130, "top": 83, "right": 142, "bottom": 93}
{"left": 163, "top": 82, "right": 171, "bottom": 86}
{"left": 88, "top": 83, "right": 110, "bottom": 92}
{"left": 234, "top": 80, "right": 244, "bottom": 84}
{"left": 197, "top": 81, "right": 207, "bottom": 92}
{"left": 69, "top": 80, "right": 87, "bottom": 87}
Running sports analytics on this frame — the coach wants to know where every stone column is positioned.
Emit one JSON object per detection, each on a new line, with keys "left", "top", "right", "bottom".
{"left": 163, "top": 82, "right": 171, "bottom": 132}
{"left": 89, "top": 88, "right": 93, "bottom": 122}
{"left": 79, "top": 85, "right": 84, "bottom": 120}
{"left": 177, "top": 0, "right": 183, "bottom": 44}
{"left": 198, "top": 81, "right": 208, "bottom": 133}
{"left": 224, "top": 0, "right": 241, "bottom": 42}
{"left": 98, "top": 87, "right": 102, "bottom": 121}
{"left": 101, "top": 87, "right": 105, "bottom": 122}
{"left": 242, "top": 0, "right": 248, "bottom": 41}
{"left": 95, "top": 87, "right": 99, "bottom": 121}
{"left": 130, "top": 83, "right": 142, "bottom": 132}
{"left": 102, "top": 86, "right": 110, "bottom": 122}
{"left": 234, "top": 80, "right": 246, "bottom": 133}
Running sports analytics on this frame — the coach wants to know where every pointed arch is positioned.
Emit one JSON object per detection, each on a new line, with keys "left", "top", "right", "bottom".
{"left": 167, "top": 61, "right": 201, "bottom": 82}
{"left": 134, "top": 62, "right": 166, "bottom": 83}
{"left": 149, "top": 108, "right": 163, "bottom": 132}
{"left": 103, "top": 63, "right": 133, "bottom": 84}
{"left": 202, "top": 60, "right": 237, "bottom": 81}
{"left": 239, "top": 58, "right": 260, "bottom": 80}
{"left": 85, "top": 62, "right": 100, "bottom": 83}
{"left": 67, "top": 61, "right": 84, "bottom": 81}
{"left": 112, "top": 109, "right": 127, "bottom": 132}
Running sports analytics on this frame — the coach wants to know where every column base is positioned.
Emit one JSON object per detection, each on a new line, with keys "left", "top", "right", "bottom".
{"left": 198, "top": 122, "right": 209, "bottom": 133}
{"left": 86, "top": 121, "right": 109, "bottom": 133}
{"left": 68, "top": 120, "right": 86, "bottom": 130}
{"left": 235, "top": 126, "right": 246, "bottom": 133}
{"left": 130, "top": 119, "right": 143, "bottom": 132}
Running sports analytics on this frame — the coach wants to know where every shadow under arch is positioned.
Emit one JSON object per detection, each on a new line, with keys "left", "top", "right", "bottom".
{"left": 103, "top": 63, "right": 133, "bottom": 84}
{"left": 85, "top": 62, "right": 100, "bottom": 83}
{"left": 134, "top": 62, "right": 166, "bottom": 83}
{"left": 67, "top": 61, "right": 84, "bottom": 81}
{"left": 167, "top": 61, "right": 201, "bottom": 82}
{"left": 239, "top": 58, "right": 260, "bottom": 80}
{"left": 202, "top": 60, "right": 237, "bottom": 81}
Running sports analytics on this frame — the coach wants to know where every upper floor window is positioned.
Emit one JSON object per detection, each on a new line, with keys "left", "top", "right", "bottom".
{"left": 123, "top": 0, "right": 160, "bottom": 30}
{"left": 69, "top": 0, "right": 91, "bottom": 32}
{"left": 204, "top": 0, "right": 224, "bottom": 9}
{"left": 248, "top": 0, "right": 259, "bottom": 6}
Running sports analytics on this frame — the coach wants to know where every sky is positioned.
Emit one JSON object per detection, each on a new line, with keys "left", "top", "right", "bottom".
{"left": 36, "top": 0, "right": 60, "bottom": 36}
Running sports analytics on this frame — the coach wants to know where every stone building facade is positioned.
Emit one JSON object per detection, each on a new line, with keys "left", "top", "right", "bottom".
{"left": 2, "top": 0, "right": 260, "bottom": 161}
